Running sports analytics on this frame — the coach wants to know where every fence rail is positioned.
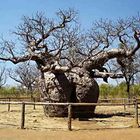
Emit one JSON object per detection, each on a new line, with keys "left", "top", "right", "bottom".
{"left": 0, "top": 99, "right": 139, "bottom": 130}
{"left": 1, "top": 97, "right": 140, "bottom": 101}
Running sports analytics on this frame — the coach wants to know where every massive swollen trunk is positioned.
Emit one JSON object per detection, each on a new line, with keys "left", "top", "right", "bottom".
{"left": 39, "top": 67, "right": 99, "bottom": 118}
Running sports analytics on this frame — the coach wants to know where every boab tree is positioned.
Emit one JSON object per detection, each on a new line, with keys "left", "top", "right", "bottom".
{"left": 0, "top": 9, "right": 140, "bottom": 117}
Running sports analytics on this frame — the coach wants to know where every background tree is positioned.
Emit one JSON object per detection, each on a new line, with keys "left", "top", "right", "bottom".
{"left": 0, "top": 67, "right": 6, "bottom": 88}
{"left": 0, "top": 9, "right": 140, "bottom": 117}
{"left": 118, "top": 56, "right": 139, "bottom": 99}
{"left": 133, "top": 51, "right": 140, "bottom": 84}
{"left": 9, "top": 62, "right": 40, "bottom": 98}
{"left": 111, "top": 43, "right": 140, "bottom": 99}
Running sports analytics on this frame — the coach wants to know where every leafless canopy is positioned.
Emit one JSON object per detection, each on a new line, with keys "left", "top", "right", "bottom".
{"left": 0, "top": 9, "right": 140, "bottom": 79}
{"left": 8, "top": 62, "right": 39, "bottom": 91}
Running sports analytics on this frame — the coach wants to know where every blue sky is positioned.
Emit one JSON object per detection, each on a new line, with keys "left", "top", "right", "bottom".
{"left": 0, "top": 0, "right": 140, "bottom": 34}
{"left": 0, "top": 0, "right": 140, "bottom": 85}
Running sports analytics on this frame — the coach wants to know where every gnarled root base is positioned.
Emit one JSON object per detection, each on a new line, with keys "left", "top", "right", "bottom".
{"left": 43, "top": 105, "right": 97, "bottom": 118}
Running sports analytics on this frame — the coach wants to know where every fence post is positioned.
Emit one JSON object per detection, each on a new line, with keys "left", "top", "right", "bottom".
{"left": 123, "top": 98, "right": 126, "bottom": 112}
{"left": 8, "top": 98, "right": 11, "bottom": 112}
{"left": 21, "top": 102, "right": 25, "bottom": 129}
{"left": 33, "top": 98, "right": 36, "bottom": 110}
{"left": 133, "top": 99, "right": 139, "bottom": 128}
{"left": 68, "top": 104, "right": 72, "bottom": 131}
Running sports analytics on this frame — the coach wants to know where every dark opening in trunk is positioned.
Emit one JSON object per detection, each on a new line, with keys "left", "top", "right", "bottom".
{"left": 70, "top": 84, "right": 77, "bottom": 102}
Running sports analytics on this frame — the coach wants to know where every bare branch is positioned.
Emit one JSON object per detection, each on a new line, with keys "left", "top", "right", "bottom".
{"left": 93, "top": 70, "right": 123, "bottom": 79}
{"left": 130, "top": 30, "right": 140, "bottom": 55}
{"left": 41, "top": 61, "right": 70, "bottom": 73}
{"left": 82, "top": 48, "right": 129, "bottom": 71}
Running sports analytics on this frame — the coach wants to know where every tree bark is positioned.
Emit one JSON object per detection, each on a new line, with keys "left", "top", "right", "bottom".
{"left": 39, "top": 67, "right": 99, "bottom": 118}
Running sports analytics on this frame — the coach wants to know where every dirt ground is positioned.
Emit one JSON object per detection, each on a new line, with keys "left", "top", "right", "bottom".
{"left": 0, "top": 128, "right": 140, "bottom": 140}
{"left": 0, "top": 104, "right": 139, "bottom": 139}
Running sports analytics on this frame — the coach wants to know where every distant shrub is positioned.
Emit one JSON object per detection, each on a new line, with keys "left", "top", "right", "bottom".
{"left": 99, "top": 82, "right": 140, "bottom": 99}
{"left": 0, "top": 87, "right": 20, "bottom": 97}
{"left": 0, "top": 86, "right": 40, "bottom": 98}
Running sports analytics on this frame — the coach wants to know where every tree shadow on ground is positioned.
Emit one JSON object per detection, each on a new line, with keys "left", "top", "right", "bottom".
{"left": 78, "top": 112, "right": 132, "bottom": 121}
{"left": 94, "top": 112, "right": 132, "bottom": 118}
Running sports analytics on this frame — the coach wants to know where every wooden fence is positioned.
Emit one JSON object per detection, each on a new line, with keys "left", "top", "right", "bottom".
{"left": 0, "top": 97, "right": 139, "bottom": 112}
{"left": 0, "top": 99, "right": 139, "bottom": 130}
